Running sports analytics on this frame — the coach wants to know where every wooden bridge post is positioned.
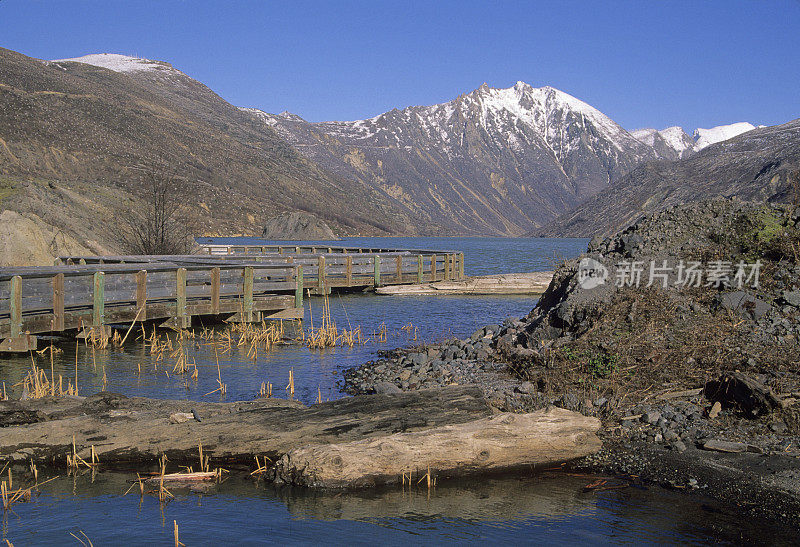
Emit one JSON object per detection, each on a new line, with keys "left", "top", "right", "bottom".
{"left": 346, "top": 256, "right": 353, "bottom": 286}
{"left": 93, "top": 272, "right": 105, "bottom": 328}
{"left": 431, "top": 254, "right": 437, "bottom": 282}
{"left": 52, "top": 273, "right": 64, "bottom": 331}
{"left": 0, "top": 275, "right": 37, "bottom": 352}
{"left": 459, "top": 252, "right": 465, "bottom": 280}
{"left": 396, "top": 255, "right": 403, "bottom": 283}
{"left": 10, "top": 276, "right": 22, "bottom": 339}
{"left": 135, "top": 270, "right": 147, "bottom": 321}
{"left": 445, "top": 254, "right": 451, "bottom": 280}
{"left": 176, "top": 267, "right": 188, "bottom": 328}
{"left": 417, "top": 255, "right": 424, "bottom": 283}
{"left": 295, "top": 266, "right": 304, "bottom": 309}
{"left": 211, "top": 267, "right": 220, "bottom": 315}
{"left": 244, "top": 266, "right": 254, "bottom": 322}
{"left": 318, "top": 256, "right": 326, "bottom": 293}
{"left": 373, "top": 256, "right": 381, "bottom": 287}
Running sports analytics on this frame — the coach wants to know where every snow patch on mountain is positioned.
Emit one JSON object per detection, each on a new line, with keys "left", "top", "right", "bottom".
{"left": 660, "top": 126, "right": 694, "bottom": 155}
{"left": 631, "top": 123, "right": 750, "bottom": 160}
{"left": 693, "top": 122, "right": 756, "bottom": 150}
{"left": 630, "top": 128, "right": 659, "bottom": 147}
{"left": 240, "top": 107, "right": 279, "bottom": 126}
{"left": 50, "top": 53, "right": 178, "bottom": 74}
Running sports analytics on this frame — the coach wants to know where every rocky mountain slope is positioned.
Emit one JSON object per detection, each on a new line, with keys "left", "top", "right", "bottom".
{"left": 261, "top": 211, "right": 338, "bottom": 240}
{"left": 538, "top": 119, "right": 800, "bottom": 237}
{"left": 0, "top": 47, "right": 436, "bottom": 255}
{"left": 246, "top": 82, "right": 657, "bottom": 235}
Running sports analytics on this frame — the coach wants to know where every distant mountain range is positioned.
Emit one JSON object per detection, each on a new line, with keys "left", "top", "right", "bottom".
{"left": 0, "top": 47, "right": 792, "bottom": 249}
{"left": 538, "top": 119, "right": 800, "bottom": 237}
{"left": 630, "top": 122, "right": 759, "bottom": 161}
{"left": 245, "top": 81, "right": 660, "bottom": 235}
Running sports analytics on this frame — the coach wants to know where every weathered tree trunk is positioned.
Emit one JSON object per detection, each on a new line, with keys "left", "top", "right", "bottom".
{"left": 272, "top": 407, "right": 601, "bottom": 488}
{"left": 0, "top": 386, "right": 493, "bottom": 467}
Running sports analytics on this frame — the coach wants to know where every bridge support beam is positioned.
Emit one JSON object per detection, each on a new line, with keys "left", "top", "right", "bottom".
{"left": 0, "top": 334, "right": 38, "bottom": 353}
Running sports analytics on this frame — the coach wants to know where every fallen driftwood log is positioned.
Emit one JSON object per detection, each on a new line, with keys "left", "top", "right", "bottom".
{"left": 375, "top": 272, "right": 553, "bottom": 296}
{"left": 0, "top": 386, "right": 493, "bottom": 466}
{"left": 272, "top": 407, "right": 601, "bottom": 488}
{"left": 1, "top": 387, "right": 601, "bottom": 487}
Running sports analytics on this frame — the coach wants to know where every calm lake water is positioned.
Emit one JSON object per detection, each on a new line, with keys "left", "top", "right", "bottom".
{"left": 2, "top": 238, "right": 793, "bottom": 544}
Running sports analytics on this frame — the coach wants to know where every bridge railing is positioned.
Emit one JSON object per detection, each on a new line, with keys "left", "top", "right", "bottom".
{"left": 2, "top": 248, "right": 466, "bottom": 351}
{"left": 0, "top": 262, "right": 299, "bottom": 350}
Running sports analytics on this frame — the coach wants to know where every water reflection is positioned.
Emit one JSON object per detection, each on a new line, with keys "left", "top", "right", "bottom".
{"left": 3, "top": 471, "right": 792, "bottom": 545}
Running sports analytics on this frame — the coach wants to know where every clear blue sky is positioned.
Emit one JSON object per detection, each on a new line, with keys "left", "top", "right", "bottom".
{"left": 1, "top": 0, "right": 798, "bottom": 131}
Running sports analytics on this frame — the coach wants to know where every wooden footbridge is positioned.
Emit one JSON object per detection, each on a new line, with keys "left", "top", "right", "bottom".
{"left": 0, "top": 245, "right": 464, "bottom": 352}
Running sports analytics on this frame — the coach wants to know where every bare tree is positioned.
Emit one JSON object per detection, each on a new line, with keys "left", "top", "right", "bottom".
{"left": 118, "top": 166, "right": 194, "bottom": 255}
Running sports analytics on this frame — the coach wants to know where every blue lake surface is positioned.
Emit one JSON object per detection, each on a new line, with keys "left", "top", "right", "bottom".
{"left": 2, "top": 237, "right": 791, "bottom": 544}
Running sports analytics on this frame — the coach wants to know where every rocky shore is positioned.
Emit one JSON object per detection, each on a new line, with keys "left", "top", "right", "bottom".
{"left": 342, "top": 198, "right": 800, "bottom": 526}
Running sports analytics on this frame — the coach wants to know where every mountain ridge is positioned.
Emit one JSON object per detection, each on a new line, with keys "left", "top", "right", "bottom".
{"left": 1, "top": 47, "right": 787, "bottom": 249}
{"left": 247, "top": 81, "right": 657, "bottom": 235}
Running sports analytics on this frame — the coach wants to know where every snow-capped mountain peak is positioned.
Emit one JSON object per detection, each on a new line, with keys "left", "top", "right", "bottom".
{"left": 693, "top": 122, "right": 757, "bottom": 150}
{"left": 49, "top": 53, "right": 179, "bottom": 75}
{"left": 449, "top": 81, "right": 651, "bottom": 160}
{"left": 470, "top": 82, "right": 613, "bottom": 130}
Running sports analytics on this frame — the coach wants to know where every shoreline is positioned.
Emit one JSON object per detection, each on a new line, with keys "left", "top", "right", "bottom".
{"left": 341, "top": 323, "right": 800, "bottom": 529}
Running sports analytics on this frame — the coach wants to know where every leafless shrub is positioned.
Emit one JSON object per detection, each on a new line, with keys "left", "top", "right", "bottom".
{"left": 118, "top": 166, "right": 194, "bottom": 255}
